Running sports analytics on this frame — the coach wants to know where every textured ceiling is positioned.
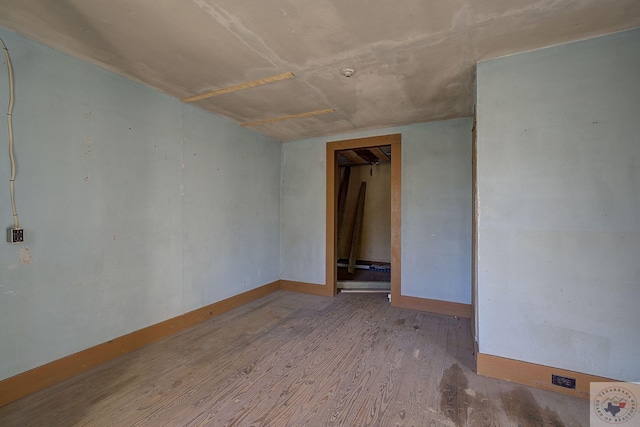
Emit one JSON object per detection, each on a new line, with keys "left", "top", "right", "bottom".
{"left": 0, "top": 0, "right": 639, "bottom": 141}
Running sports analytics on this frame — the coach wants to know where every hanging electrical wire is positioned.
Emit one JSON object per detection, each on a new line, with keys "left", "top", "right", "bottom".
{"left": 0, "top": 37, "right": 19, "bottom": 229}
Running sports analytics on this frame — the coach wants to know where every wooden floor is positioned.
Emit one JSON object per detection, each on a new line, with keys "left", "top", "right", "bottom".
{"left": 0, "top": 291, "right": 588, "bottom": 426}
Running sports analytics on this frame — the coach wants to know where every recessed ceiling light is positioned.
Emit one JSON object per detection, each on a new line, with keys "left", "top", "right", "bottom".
{"left": 340, "top": 68, "right": 355, "bottom": 78}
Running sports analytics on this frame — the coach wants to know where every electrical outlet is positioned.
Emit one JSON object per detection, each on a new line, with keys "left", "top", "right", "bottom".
{"left": 7, "top": 227, "right": 24, "bottom": 243}
{"left": 552, "top": 374, "right": 576, "bottom": 389}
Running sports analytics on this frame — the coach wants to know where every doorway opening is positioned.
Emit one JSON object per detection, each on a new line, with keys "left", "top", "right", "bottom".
{"left": 336, "top": 145, "right": 391, "bottom": 292}
{"left": 326, "top": 134, "right": 401, "bottom": 299}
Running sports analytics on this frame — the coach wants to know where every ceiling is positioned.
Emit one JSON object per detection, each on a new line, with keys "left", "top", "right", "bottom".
{"left": 338, "top": 146, "right": 391, "bottom": 167}
{"left": 0, "top": 1, "right": 638, "bottom": 142}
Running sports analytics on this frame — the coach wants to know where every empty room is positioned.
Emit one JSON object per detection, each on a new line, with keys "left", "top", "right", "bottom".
{"left": 0, "top": 1, "right": 639, "bottom": 426}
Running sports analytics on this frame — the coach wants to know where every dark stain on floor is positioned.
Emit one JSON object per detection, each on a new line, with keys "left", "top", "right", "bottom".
{"left": 440, "top": 363, "right": 520, "bottom": 427}
{"left": 439, "top": 363, "right": 470, "bottom": 426}
{"left": 502, "top": 387, "right": 565, "bottom": 427}
{"left": 544, "top": 406, "right": 566, "bottom": 427}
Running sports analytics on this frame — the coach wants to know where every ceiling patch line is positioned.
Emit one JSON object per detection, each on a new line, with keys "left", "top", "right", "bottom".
{"left": 241, "top": 108, "right": 335, "bottom": 127}
{"left": 181, "top": 71, "right": 295, "bottom": 103}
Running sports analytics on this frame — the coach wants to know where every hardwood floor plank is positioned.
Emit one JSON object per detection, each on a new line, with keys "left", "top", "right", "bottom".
{"left": 156, "top": 294, "right": 372, "bottom": 426}
{"left": 0, "top": 291, "right": 588, "bottom": 427}
{"left": 363, "top": 311, "right": 422, "bottom": 426}
{"left": 244, "top": 295, "right": 390, "bottom": 426}
{"left": 321, "top": 298, "right": 399, "bottom": 426}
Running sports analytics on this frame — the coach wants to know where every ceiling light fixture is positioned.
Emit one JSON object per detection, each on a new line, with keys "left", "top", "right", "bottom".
{"left": 340, "top": 68, "right": 355, "bottom": 78}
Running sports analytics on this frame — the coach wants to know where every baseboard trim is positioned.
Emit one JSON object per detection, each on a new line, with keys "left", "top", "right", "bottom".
{"left": 0, "top": 280, "right": 280, "bottom": 407}
{"left": 393, "top": 294, "right": 471, "bottom": 318}
{"left": 477, "top": 353, "right": 616, "bottom": 399}
{"left": 280, "top": 280, "right": 331, "bottom": 296}
{"left": 0, "top": 279, "right": 470, "bottom": 407}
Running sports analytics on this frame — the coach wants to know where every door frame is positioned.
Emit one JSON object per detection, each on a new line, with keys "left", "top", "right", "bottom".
{"left": 325, "top": 134, "right": 401, "bottom": 298}
{"left": 471, "top": 107, "right": 479, "bottom": 358}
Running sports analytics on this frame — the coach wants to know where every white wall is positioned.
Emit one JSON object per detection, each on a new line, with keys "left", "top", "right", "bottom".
{"left": 476, "top": 28, "right": 640, "bottom": 381}
{"left": 0, "top": 27, "right": 281, "bottom": 381}
{"left": 280, "top": 119, "right": 472, "bottom": 304}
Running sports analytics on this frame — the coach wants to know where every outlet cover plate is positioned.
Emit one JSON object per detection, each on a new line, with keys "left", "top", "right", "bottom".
{"left": 552, "top": 374, "right": 576, "bottom": 389}
{"left": 7, "top": 228, "right": 24, "bottom": 243}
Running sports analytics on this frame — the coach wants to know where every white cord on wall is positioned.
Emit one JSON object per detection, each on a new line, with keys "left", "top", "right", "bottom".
{"left": 0, "top": 37, "right": 19, "bottom": 229}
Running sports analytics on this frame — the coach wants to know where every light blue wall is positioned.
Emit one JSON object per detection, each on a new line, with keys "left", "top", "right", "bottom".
{"left": 280, "top": 119, "right": 472, "bottom": 304}
{"left": 477, "top": 28, "right": 640, "bottom": 381}
{"left": 181, "top": 107, "right": 281, "bottom": 310}
{"left": 0, "top": 27, "right": 281, "bottom": 381}
{"left": 401, "top": 121, "right": 472, "bottom": 303}
{"left": 279, "top": 138, "right": 327, "bottom": 284}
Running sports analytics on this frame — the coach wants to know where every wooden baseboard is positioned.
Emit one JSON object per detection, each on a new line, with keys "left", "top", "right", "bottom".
{"left": 477, "top": 353, "right": 616, "bottom": 399}
{"left": 0, "top": 278, "right": 472, "bottom": 407}
{"left": 393, "top": 294, "right": 471, "bottom": 318}
{"left": 0, "top": 280, "right": 280, "bottom": 407}
{"left": 279, "top": 280, "right": 332, "bottom": 296}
